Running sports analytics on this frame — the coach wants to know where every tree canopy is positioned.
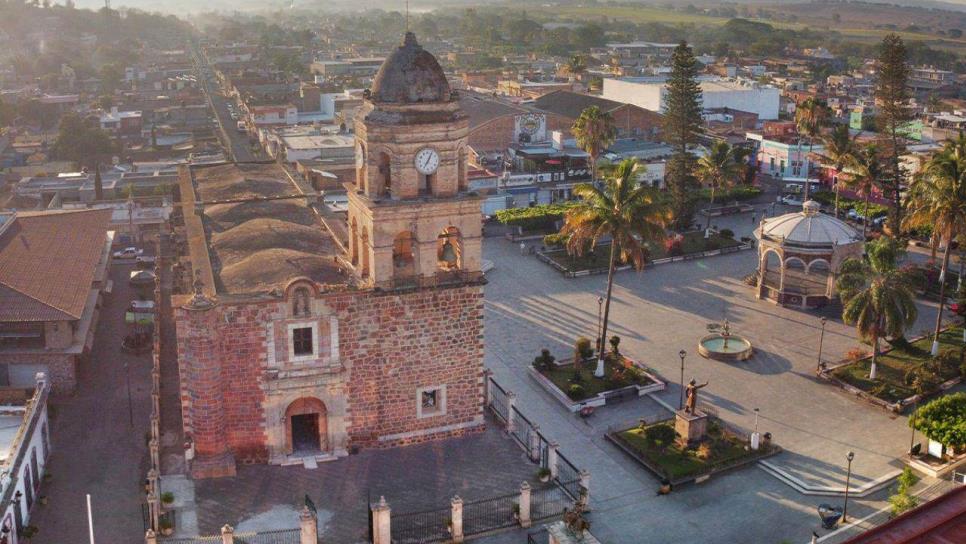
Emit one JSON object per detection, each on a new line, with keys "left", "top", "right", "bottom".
{"left": 912, "top": 392, "right": 966, "bottom": 447}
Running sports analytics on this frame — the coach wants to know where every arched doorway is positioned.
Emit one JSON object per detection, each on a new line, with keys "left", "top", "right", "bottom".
{"left": 285, "top": 398, "right": 328, "bottom": 455}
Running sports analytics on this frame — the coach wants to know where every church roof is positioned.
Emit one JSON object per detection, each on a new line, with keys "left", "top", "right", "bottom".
{"left": 370, "top": 32, "right": 451, "bottom": 104}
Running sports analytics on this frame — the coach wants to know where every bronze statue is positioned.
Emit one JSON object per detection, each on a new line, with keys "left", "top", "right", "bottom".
{"left": 684, "top": 379, "right": 709, "bottom": 415}
{"left": 563, "top": 498, "right": 590, "bottom": 538}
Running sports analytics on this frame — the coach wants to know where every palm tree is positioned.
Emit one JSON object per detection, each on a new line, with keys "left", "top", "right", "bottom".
{"left": 696, "top": 141, "right": 739, "bottom": 228}
{"left": 836, "top": 237, "right": 919, "bottom": 380}
{"left": 561, "top": 159, "right": 669, "bottom": 377}
{"left": 731, "top": 146, "right": 755, "bottom": 186}
{"left": 843, "top": 144, "right": 885, "bottom": 240}
{"left": 903, "top": 134, "right": 966, "bottom": 355}
{"left": 572, "top": 106, "right": 617, "bottom": 185}
{"left": 563, "top": 55, "right": 586, "bottom": 83}
{"left": 794, "top": 98, "right": 829, "bottom": 199}
{"left": 822, "top": 124, "right": 858, "bottom": 218}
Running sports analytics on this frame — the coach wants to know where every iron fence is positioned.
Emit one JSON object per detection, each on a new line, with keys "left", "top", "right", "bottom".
{"left": 489, "top": 380, "right": 509, "bottom": 423}
{"left": 462, "top": 492, "right": 520, "bottom": 537}
{"left": 389, "top": 506, "right": 451, "bottom": 544}
{"left": 555, "top": 451, "right": 582, "bottom": 500}
{"left": 530, "top": 485, "right": 572, "bottom": 521}
{"left": 160, "top": 530, "right": 301, "bottom": 544}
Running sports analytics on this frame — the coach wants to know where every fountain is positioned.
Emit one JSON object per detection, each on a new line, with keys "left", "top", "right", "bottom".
{"left": 698, "top": 319, "right": 754, "bottom": 362}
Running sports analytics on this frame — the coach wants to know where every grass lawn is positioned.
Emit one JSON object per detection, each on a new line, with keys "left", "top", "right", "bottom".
{"left": 543, "top": 232, "right": 741, "bottom": 273}
{"left": 832, "top": 327, "right": 965, "bottom": 404}
{"left": 615, "top": 423, "right": 754, "bottom": 481}
{"left": 537, "top": 358, "right": 653, "bottom": 401}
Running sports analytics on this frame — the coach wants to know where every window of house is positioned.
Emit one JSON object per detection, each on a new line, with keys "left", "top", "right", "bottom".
{"left": 292, "top": 327, "right": 313, "bottom": 357}
{"left": 416, "top": 385, "right": 447, "bottom": 418}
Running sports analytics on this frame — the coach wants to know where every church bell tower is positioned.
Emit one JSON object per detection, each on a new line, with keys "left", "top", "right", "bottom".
{"left": 347, "top": 32, "right": 483, "bottom": 288}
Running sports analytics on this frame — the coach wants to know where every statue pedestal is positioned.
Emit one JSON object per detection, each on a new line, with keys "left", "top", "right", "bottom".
{"left": 547, "top": 521, "right": 600, "bottom": 544}
{"left": 674, "top": 410, "right": 708, "bottom": 448}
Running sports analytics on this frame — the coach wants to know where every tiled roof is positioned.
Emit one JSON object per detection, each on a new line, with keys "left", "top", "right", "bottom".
{"left": 530, "top": 90, "right": 625, "bottom": 119}
{"left": 0, "top": 209, "right": 111, "bottom": 322}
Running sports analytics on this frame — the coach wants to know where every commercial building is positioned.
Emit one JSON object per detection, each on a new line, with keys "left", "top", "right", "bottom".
{"left": 602, "top": 76, "right": 781, "bottom": 120}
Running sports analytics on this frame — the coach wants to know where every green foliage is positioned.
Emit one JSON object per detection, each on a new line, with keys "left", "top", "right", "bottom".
{"left": 889, "top": 467, "right": 920, "bottom": 517}
{"left": 495, "top": 203, "right": 576, "bottom": 232}
{"left": 533, "top": 349, "right": 556, "bottom": 371}
{"left": 693, "top": 186, "right": 762, "bottom": 202}
{"left": 664, "top": 41, "right": 703, "bottom": 229}
{"left": 161, "top": 491, "right": 175, "bottom": 504}
{"left": 51, "top": 113, "right": 116, "bottom": 167}
{"left": 575, "top": 337, "right": 594, "bottom": 360}
{"left": 543, "top": 233, "right": 569, "bottom": 248}
{"left": 568, "top": 383, "right": 586, "bottom": 400}
{"left": 719, "top": 229, "right": 734, "bottom": 239}
{"left": 644, "top": 424, "right": 677, "bottom": 445}
{"left": 609, "top": 335, "right": 621, "bottom": 356}
{"left": 911, "top": 392, "right": 966, "bottom": 447}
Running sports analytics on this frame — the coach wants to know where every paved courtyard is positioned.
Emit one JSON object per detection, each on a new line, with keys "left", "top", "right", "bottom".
{"left": 477, "top": 205, "right": 954, "bottom": 544}
{"left": 183, "top": 415, "right": 553, "bottom": 543}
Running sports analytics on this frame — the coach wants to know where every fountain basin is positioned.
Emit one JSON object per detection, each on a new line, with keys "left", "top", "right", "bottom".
{"left": 698, "top": 334, "right": 753, "bottom": 361}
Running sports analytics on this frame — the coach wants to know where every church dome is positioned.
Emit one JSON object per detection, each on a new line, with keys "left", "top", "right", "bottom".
{"left": 370, "top": 32, "right": 451, "bottom": 104}
{"left": 757, "top": 200, "right": 862, "bottom": 246}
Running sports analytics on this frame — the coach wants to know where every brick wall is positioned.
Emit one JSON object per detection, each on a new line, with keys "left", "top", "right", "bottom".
{"left": 175, "top": 282, "right": 486, "bottom": 468}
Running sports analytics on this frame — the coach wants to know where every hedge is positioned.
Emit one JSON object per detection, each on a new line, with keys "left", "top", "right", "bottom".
{"left": 693, "top": 186, "right": 762, "bottom": 202}
{"left": 495, "top": 203, "right": 577, "bottom": 232}
{"left": 810, "top": 190, "right": 889, "bottom": 218}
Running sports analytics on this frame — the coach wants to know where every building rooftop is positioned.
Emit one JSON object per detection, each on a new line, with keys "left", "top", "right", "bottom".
{"left": 0, "top": 209, "right": 112, "bottom": 322}
{"left": 842, "top": 484, "right": 966, "bottom": 544}
{"left": 757, "top": 201, "right": 861, "bottom": 247}
{"left": 282, "top": 134, "right": 354, "bottom": 151}
{"left": 458, "top": 91, "right": 530, "bottom": 130}
{"left": 371, "top": 32, "right": 451, "bottom": 105}
{"left": 182, "top": 163, "right": 346, "bottom": 296}
{"left": 530, "top": 90, "right": 625, "bottom": 119}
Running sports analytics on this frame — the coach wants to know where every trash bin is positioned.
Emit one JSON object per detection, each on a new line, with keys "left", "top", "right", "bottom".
{"left": 818, "top": 503, "right": 842, "bottom": 529}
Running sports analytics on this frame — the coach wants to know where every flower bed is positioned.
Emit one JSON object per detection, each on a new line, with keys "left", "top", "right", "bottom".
{"left": 537, "top": 231, "right": 747, "bottom": 277}
{"left": 607, "top": 419, "right": 778, "bottom": 485}
{"left": 528, "top": 355, "right": 665, "bottom": 413}
{"left": 821, "top": 326, "right": 965, "bottom": 411}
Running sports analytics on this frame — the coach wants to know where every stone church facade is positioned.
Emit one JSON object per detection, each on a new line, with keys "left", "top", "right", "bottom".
{"left": 174, "top": 32, "right": 486, "bottom": 479}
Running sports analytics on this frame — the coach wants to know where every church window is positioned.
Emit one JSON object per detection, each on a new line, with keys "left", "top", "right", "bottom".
{"left": 288, "top": 322, "right": 319, "bottom": 360}
{"left": 293, "top": 327, "right": 313, "bottom": 356}
{"left": 416, "top": 385, "right": 446, "bottom": 418}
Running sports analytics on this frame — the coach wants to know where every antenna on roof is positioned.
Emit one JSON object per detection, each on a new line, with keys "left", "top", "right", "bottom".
{"left": 405, "top": 0, "right": 410, "bottom": 32}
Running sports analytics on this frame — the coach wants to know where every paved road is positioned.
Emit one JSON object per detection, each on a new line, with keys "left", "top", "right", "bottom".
{"left": 31, "top": 259, "right": 154, "bottom": 543}
{"left": 194, "top": 52, "right": 263, "bottom": 163}
{"left": 475, "top": 207, "right": 953, "bottom": 544}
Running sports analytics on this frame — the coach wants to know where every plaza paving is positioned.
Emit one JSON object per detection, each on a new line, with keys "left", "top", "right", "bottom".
{"left": 477, "top": 205, "right": 955, "bottom": 544}
{"left": 185, "top": 415, "right": 553, "bottom": 543}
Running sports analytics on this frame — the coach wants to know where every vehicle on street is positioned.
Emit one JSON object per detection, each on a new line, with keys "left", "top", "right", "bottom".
{"left": 128, "top": 300, "right": 156, "bottom": 313}
{"left": 136, "top": 255, "right": 157, "bottom": 268}
{"left": 113, "top": 247, "right": 143, "bottom": 259}
{"left": 129, "top": 269, "right": 157, "bottom": 286}
{"left": 781, "top": 195, "right": 804, "bottom": 207}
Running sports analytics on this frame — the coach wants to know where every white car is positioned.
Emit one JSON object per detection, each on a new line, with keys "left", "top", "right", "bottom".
{"left": 781, "top": 195, "right": 804, "bottom": 207}
{"left": 114, "top": 247, "right": 144, "bottom": 259}
{"left": 128, "top": 300, "right": 156, "bottom": 313}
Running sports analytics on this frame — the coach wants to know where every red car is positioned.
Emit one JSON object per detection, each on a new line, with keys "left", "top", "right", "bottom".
{"left": 951, "top": 302, "right": 965, "bottom": 316}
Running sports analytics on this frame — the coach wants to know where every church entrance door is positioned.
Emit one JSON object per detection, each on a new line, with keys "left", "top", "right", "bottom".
{"left": 291, "top": 413, "right": 321, "bottom": 453}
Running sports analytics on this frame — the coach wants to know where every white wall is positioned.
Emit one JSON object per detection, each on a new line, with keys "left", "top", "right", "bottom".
{"left": 0, "top": 380, "right": 50, "bottom": 542}
{"left": 602, "top": 79, "right": 663, "bottom": 112}
{"left": 603, "top": 78, "right": 780, "bottom": 120}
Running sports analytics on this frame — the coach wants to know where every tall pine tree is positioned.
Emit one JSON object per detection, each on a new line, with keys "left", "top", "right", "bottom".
{"left": 874, "top": 33, "right": 912, "bottom": 235}
{"left": 663, "top": 41, "right": 703, "bottom": 230}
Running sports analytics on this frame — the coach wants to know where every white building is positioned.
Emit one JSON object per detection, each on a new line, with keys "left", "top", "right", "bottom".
{"left": 602, "top": 76, "right": 781, "bottom": 120}
{"left": 0, "top": 374, "right": 51, "bottom": 542}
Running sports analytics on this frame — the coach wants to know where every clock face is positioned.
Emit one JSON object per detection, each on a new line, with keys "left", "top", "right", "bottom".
{"left": 414, "top": 147, "right": 440, "bottom": 175}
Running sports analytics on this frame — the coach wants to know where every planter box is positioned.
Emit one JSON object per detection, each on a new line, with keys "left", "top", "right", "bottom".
{"left": 536, "top": 243, "right": 753, "bottom": 278}
{"left": 905, "top": 451, "right": 966, "bottom": 479}
{"left": 818, "top": 327, "right": 965, "bottom": 413}
{"left": 528, "top": 358, "right": 665, "bottom": 413}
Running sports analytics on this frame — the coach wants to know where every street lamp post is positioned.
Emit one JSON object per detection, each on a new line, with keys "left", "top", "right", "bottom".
{"left": 678, "top": 350, "right": 687, "bottom": 410}
{"left": 754, "top": 408, "right": 760, "bottom": 434}
{"left": 842, "top": 451, "right": 855, "bottom": 523}
{"left": 817, "top": 317, "right": 827, "bottom": 373}
{"left": 596, "top": 296, "right": 604, "bottom": 357}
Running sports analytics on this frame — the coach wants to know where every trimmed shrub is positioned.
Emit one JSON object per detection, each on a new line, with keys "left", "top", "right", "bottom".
{"left": 533, "top": 349, "right": 555, "bottom": 371}
{"left": 495, "top": 203, "right": 577, "bottom": 232}
{"left": 568, "top": 384, "right": 586, "bottom": 400}
{"left": 719, "top": 228, "right": 734, "bottom": 239}
{"left": 543, "top": 233, "right": 569, "bottom": 248}
{"left": 644, "top": 424, "right": 677, "bottom": 445}
{"left": 575, "top": 337, "right": 594, "bottom": 360}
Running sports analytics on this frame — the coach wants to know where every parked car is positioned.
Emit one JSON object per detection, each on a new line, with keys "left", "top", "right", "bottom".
{"left": 129, "top": 269, "right": 157, "bottom": 286}
{"left": 136, "top": 255, "right": 157, "bottom": 268}
{"left": 781, "top": 195, "right": 804, "bottom": 207}
{"left": 128, "top": 300, "right": 156, "bottom": 313}
{"left": 114, "top": 247, "right": 144, "bottom": 259}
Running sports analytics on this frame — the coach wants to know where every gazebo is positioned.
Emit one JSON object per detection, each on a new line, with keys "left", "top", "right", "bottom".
{"left": 755, "top": 200, "right": 864, "bottom": 309}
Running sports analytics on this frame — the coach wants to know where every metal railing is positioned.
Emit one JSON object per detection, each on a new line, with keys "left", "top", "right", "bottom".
{"left": 462, "top": 492, "right": 520, "bottom": 537}
{"left": 555, "top": 452, "right": 582, "bottom": 500}
{"left": 530, "top": 485, "right": 572, "bottom": 521}
{"left": 490, "top": 381, "right": 509, "bottom": 423}
{"left": 389, "top": 506, "right": 451, "bottom": 544}
{"left": 161, "top": 529, "right": 301, "bottom": 544}
{"left": 370, "top": 270, "right": 486, "bottom": 292}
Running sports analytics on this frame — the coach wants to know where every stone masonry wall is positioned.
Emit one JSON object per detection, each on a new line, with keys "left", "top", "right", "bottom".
{"left": 174, "top": 282, "right": 485, "bottom": 467}
{"left": 0, "top": 353, "right": 76, "bottom": 394}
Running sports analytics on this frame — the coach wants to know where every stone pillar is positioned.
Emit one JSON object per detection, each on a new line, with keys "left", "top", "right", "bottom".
{"left": 371, "top": 496, "right": 391, "bottom": 544}
{"left": 180, "top": 303, "right": 236, "bottom": 479}
{"left": 579, "top": 469, "right": 591, "bottom": 508}
{"left": 528, "top": 424, "right": 541, "bottom": 462}
{"left": 547, "top": 441, "right": 559, "bottom": 479}
{"left": 149, "top": 438, "right": 160, "bottom": 469}
{"left": 299, "top": 506, "right": 318, "bottom": 544}
{"left": 518, "top": 481, "right": 532, "bottom": 528}
{"left": 450, "top": 496, "right": 464, "bottom": 543}
{"left": 506, "top": 391, "right": 517, "bottom": 432}
{"left": 145, "top": 530, "right": 157, "bottom": 544}
{"left": 221, "top": 524, "right": 234, "bottom": 544}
